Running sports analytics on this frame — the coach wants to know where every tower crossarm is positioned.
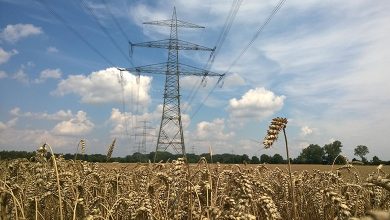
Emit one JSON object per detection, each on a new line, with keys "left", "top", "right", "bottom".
{"left": 143, "top": 19, "right": 204, "bottom": 28}
{"left": 122, "top": 62, "right": 224, "bottom": 77}
{"left": 131, "top": 39, "right": 214, "bottom": 51}
{"left": 142, "top": 7, "right": 204, "bottom": 29}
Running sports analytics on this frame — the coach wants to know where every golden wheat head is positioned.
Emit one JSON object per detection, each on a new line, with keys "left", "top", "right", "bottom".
{"left": 263, "top": 117, "right": 288, "bottom": 149}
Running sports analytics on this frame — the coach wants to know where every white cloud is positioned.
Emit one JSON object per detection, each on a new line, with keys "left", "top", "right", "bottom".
{"left": 107, "top": 107, "right": 162, "bottom": 154}
{"left": 195, "top": 118, "right": 234, "bottom": 140}
{"left": 107, "top": 105, "right": 192, "bottom": 154}
{"left": 12, "top": 68, "right": 29, "bottom": 84}
{"left": 298, "top": 141, "right": 310, "bottom": 149}
{"left": 0, "top": 23, "right": 42, "bottom": 43}
{"left": 40, "top": 68, "right": 62, "bottom": 79}
{"left": 0, "top": 128, "right": 80, "bottom": 151}
{"left": 0, "top": 121, "right": 7, "bottom": 131}
{"left": 300, "top": 126, "right": 313, "bottom": 136}
{"left": 6, "top": 118, "right": 18, "bottom": 127}
{"left": 228, "top": 87, "right": 285, "bottom": 122}
{"left": 9, "top": 66, "right": 62, "bottom": 84}
{"left": 9, "top": 107, "right": 20, "bottom": 116}
{"left": 0, "top": 109, "right": 93, "bottom": 152}
{"left": 34, "top": 68, "right": 62, "bottom": 83}
{"left": 0, "top": 70, "right": 8, "bottom": 79}
{"left": 52, "top": 111, "right": 94, "bottom": 136}
{"left": 223, "top": 72, "right": 246, "bottom": 88}
{"left": 189, "top": 118, "right": 235, "bottom": 154}
{"left": 0, "top": 47, "right": 18, "bottom": 64}
{"left": 46, "top": 46, "right": 59, "bottom": 53}
{"left": 0, "top": 118, "right": 19, "bottom": 132}
{"left": 52, "top": 67, "right": 152, "bottom": 106}
{"left": 10, "top": 107, "right": 73, "bottom": 121}
{"left": 129, "top": 4, "right": 170, "bottom": 33}
{"left": 108, "top": 107, "right": 158, "bottom": 136}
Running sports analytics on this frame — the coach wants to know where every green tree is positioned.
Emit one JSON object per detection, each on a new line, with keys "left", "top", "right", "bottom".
{"left": 251, "top": 156, "right": 260, "bottom": 164}
{"left": 260, "top": 154, "right": 271, "bottom": 163}
{"left": 323, "top": 140, "right": 343, "bottom": 164}
{"left": 271, "top": 154, "right": 284, "bottom": 164}
{"left": 296, "top": 144, "right": 324, "bottom": 164}
{"left": 371, "top": 156, "right": 381, "bottom": 165}
{"left": 354, "top": 145, "right": 369, "bottom": 162}
{"left": 242, "top": 154, "right": 250, "bottom": 163}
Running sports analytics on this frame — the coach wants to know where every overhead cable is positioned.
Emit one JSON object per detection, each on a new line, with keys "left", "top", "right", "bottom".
{"left": 190, "top": 0, "right": 287, "bottom": 120}
{"left": 79, "top": 0, "right": 133, "bottom": 65}
{"left": 184, "top": 0, "right": 242, "bottom": 114}
{"left": 35, "top": 0, "right": 116, "bottom": 66}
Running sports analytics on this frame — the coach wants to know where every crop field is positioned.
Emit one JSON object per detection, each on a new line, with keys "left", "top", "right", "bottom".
{"left": 1, "top": 150, "right": 389, "bottom": 220}
{"left": 104, "top": 163, "right": 390, "bottom": 179}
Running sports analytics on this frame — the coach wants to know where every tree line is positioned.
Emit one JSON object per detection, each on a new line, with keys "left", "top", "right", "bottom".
{"left": 0, "top": 140, "right": 387, "bottom": 165}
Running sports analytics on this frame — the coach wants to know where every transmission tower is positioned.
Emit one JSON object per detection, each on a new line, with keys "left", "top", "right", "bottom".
{"left": 121, "top": 7, "right": 224, "bottom": 162}
{"left": 134, "top": 120, "right": 155, "bottom": 155}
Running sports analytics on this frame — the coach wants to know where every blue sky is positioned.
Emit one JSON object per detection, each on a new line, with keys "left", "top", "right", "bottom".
{"left": 0, "top": 0, "right": 389, "bottom": 160}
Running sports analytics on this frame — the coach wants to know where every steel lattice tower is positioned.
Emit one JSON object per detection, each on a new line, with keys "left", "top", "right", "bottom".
{"left": 122, "top": 7, "right": 224, "bottom": 161}
{"left": 134, "top": 121, "right": 155, "bottom": 154}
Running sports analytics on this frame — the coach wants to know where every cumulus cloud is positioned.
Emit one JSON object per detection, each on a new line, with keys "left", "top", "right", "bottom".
{"left": 108, "top": 108, "right": 158, "bottom": 136}
{"left": 0, "top": 23, "right": 42, "bottom": 43}
{"left": 107, "top": 107, "right": 161, "bottom": 153}
{"left": 0, "top": 117, "right": 18, "bottom": 132}
{"left": 188, "top": 118, "right": 235, "bottom": 154}
{"left": 34, "top": 68, "right": 62, "bottom": 83}
{"left": 0, "top": 109, "right": 94, "bottom": 151}
{"left": 0, "top": 47, "right": 18, "bottom": 64}
{"left": 0, "top": 128, "right": 80, "bottom": 151}
{"left": 52, "top": 68, "right": 152, "bottom": 106}
{"left": 300, "top": 126, "right": 313, "bottom": 136}
{"left": 195, "top": 118, "right": 234, "bottom": 141}
{"left": 9, "top": 107, "right": 20, "bottom": 116}
{"left": 107, "top": 105, "right": 186, "bottom": 136}
{"left": 40, "top": 68, "right": 62, "bottom": 79}
{"left": 0, "top": 121, "right": 7, "bottom": 131}
{"left": 12, "top": 68, "right": 29, "bottom": 84}
{"left": 0, "top": 70, "right": 7, "bottom": 79}
{"left": 223, "top": 73, "right": 246, "bottom": 88}
{"left": 107, "top": 105, "right": 191, "bottom": 154}
{"left": 10, "top": 107, "right": 73, "bottom": 121}
{"left": 46, "top": 46, "right": 59, "bottom": 53}
{"left": 52, "top": 111, "right": 94, "bottom": 135}
{"left": 9, "top": 66, "right": 62, "bottom": 84}
{"left": 6, "top": 118, "right": 18, "bottom": 127}
{"left": 228, "top": 87, "right": 285, "bottom": 122}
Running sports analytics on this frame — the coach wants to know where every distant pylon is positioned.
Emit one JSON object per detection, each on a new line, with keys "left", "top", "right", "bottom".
{"left": 121, "top": 7, "right": 224, "bottom": 162}
{"left": 134, "top": 120, "right": 155, "bottom": 155}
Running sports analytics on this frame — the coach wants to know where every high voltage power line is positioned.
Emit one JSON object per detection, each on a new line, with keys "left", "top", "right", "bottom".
{"left": 225, "top": 0, "right": 287, "bottom": 74}
{"left": 101, "top": 0, "right": 130, "bottom": 43}
{"left": 184, "top": 0, "right": 243, "bottom": 115}
{"left": 34, "top": 0, "right": 116, "bottom": 67}
{"left": 36, "top": 0, "right": 136, "bottom": 149}
{"left": 79, "top": 0, "right": 137, "bottom": 149}
{"left": 122, "top": 7, "right": 224, "bottom": 161}
{"left": 35, "top": 0, "right": 287, "bottom": 155}
{"left": 79, "top": 0, "right": 133, "bottom": 65}
{"left": 190, "top": 0, "right": 287, "bottom": 120}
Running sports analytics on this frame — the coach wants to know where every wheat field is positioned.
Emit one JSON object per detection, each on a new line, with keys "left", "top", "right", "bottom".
{"left": 1, "top": 148, "right": 389, "bottom": 220}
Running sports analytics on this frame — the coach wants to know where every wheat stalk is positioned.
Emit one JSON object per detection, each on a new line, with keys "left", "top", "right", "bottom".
{"left": 263, "top": 117, "right": 297, "bottom": 220}
{"left": 106, "top": 138, "right": 117, "bottom": 162}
